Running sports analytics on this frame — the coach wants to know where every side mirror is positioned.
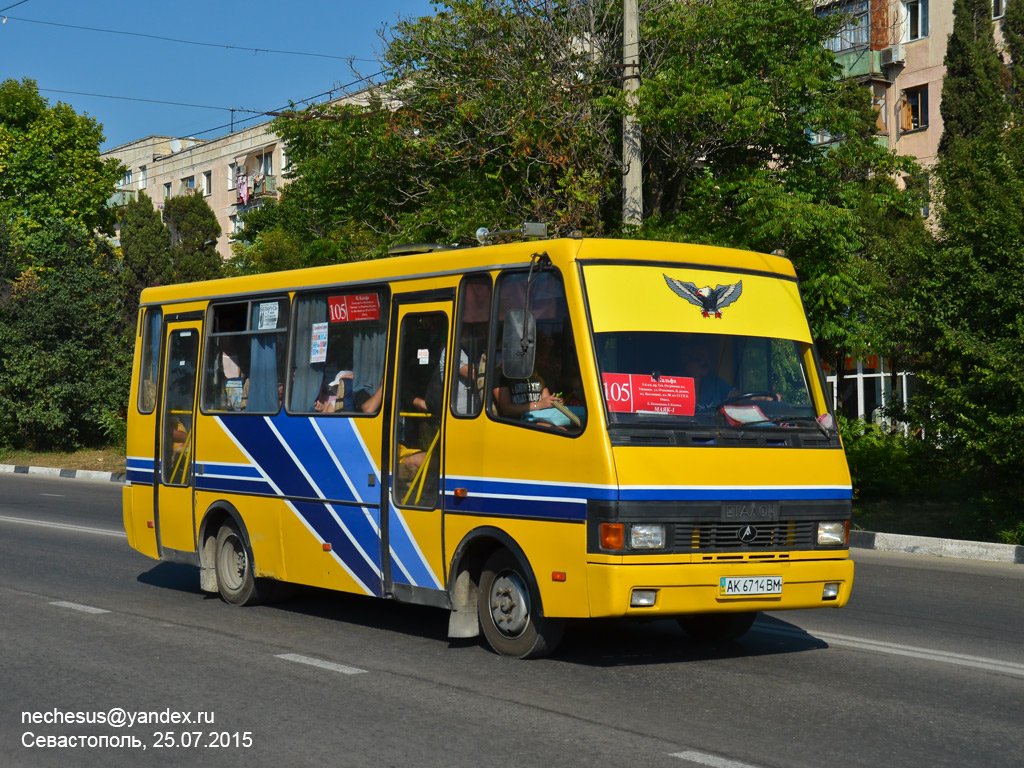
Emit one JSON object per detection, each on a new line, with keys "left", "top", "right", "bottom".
{"left": 501, "top": 310, "right": 536, "bottom": 380}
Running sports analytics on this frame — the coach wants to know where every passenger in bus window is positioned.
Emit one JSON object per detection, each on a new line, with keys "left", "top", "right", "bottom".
{"left": 496, "top": 332, "right": 565, "bottom": 426}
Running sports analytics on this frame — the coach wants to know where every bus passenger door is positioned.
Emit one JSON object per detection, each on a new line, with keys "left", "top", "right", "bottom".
{"left": 384, "top": 299, "right": 452, "bottom": 603}
{"left": 156, "top": 319, "right": 202, "bottom": 559}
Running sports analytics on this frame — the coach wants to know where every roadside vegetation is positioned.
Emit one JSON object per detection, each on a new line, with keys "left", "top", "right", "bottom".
{"left": 2, "top": 0, "right": 1023, "bottom": 544}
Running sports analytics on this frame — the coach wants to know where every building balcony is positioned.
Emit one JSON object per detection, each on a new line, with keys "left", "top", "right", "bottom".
{"left": 236, "top": 174, "right": 277, "bottom": 205}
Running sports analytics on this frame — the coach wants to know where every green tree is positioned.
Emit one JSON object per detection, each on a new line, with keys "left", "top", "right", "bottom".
{"left": 118, "top": 191, "right": 171, "bottom": 327}
{"left": 249, "top": 0, "right": 621, "bottom": 261}
{"left": 163, "top": 191, "right": 222, "bottom": 283}
{"left": 909, "top": 0, "right": 1024, "bottom": 510}
{"left": 938, "top": 0, "right": 1009, "bottom": 152}
{"left": 0, "top": 78, "right": 123, "bottom": 238}
{"left": 1004, "top": 0, "right": 1024, "bottom": 114}
{"left": 0, "top": 222, "right": 129, "bottom": 449}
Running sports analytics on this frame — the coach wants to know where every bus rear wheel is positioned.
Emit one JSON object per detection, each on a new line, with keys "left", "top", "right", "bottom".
{"left": 477, "top": 549, "right": 564, "bottom": 659}
{"left": 214, "top": 520, "right": 268, "bottom": 607}
{"left": 678, "top": 611, "right": 757, "bottom": 643}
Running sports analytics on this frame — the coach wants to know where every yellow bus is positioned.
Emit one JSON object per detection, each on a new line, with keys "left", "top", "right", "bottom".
{"left": 123, "top": 236, "right": 854, "bottom": 658}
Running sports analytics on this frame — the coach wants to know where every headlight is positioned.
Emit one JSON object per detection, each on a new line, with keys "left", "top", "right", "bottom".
{"left": 630, "top": 524, "right": 666, "bottom": 550}
{"left": 817, "top": 521, "right": 847, "bottom": 546}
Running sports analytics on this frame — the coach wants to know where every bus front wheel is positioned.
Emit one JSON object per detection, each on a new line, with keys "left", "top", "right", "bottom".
{"left": 678, "top": 611, "right": 757, "bottom": 643}
{"left": 477, "top": 549, "right": 564, "bottom": 659}
{"left": 214, "top": 520, "right": 268, "bottom": 607}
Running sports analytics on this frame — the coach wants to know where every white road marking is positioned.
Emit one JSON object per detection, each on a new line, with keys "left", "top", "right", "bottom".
{"left": 40, "top": 493, "right": 64, "bottom": 497}
{"left": 759, "top": 625, "right": 1024, "bottom": 677}
{"left": 274, "top": 653, "right": 367, "bottom": 675}
{"left": 0, "top": 514, "right": 126, "bottom": 538}
{"left": 50, "top": 601, "right": 110, "bottom": 614}
{"left": 670, "top": 750, "right": 764, "bottom": 768}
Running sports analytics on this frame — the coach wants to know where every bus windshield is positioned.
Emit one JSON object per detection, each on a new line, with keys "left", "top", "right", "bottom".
{"left": 594, "top": 331, "right": 834, "bottom": 431}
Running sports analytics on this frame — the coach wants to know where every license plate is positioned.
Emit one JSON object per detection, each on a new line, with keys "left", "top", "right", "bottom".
{"left": 719, "top": 576, "right": 783, "bottom": 597}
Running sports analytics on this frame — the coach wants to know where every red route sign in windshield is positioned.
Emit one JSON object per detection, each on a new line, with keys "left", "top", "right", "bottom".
{"left": 328, "top": 293, "right": 380, "bottom": 323}
{"left": 601, "top": 373, "right": 696, "bottom": 416}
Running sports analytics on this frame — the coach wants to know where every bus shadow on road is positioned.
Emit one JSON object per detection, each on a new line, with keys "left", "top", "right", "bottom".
{"left": 132, "top": 564, "right": 831, "bottom": 662}
{"left": 551, "top": 614, "right": 829, "bottom": 667}
{"left": 136, "top": 562, "right": 206, "bottom": 595}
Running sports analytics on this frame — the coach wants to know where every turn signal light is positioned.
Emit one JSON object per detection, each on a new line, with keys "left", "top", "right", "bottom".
{"left": 600, "top": 522, "right": 624, "bottom": 550}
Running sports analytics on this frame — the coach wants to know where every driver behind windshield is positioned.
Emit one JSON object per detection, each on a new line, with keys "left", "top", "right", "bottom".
{"left": 681, "top": 338, "right": 737, "bottom": 412}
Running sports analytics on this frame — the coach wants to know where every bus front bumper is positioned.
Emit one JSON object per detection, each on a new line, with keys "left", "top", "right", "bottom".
{"left": 586, "top": 557, "right": 854, "bottom": 618}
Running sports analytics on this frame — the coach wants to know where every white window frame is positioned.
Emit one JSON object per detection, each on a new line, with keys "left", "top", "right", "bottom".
{"left": 228, "top": 162, "right": 237, "bottom": 190}
{"left": 994, "top": 0, "right": 1005, "bottom": 19}
{"left": 905, "top": 0, "right": 929, "bottom": 42}
{"left": 139, "top": 165, "right": 148, "bottom": 190}
{"left": 202, "top": 171, "right": 212, "bottom": 196}
{"left": 163, "top": 182, "right": 172, "bottom": 200}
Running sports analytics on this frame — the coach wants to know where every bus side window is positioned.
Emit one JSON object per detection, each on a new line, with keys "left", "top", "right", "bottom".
{"left": 201, "top": 298, "right": 289, "bottom": 414}
{"left": 138, "top": 308, "right": 162, "bottom": 414}
{"left": 490, "top": 269, "right": 586, "bottom": 433}
{"left": 452, "top": 274, "right": 492, "bottom": 417}
{"left": 288, "top": 288, "right": 388, "bottom": 415}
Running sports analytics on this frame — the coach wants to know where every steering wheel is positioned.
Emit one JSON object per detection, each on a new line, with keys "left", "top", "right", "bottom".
{"left": 717, "top": 391, "right": 777, "bottom": 407}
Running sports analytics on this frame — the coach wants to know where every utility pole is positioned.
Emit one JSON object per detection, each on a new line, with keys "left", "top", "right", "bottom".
{"left": 622, "top": 0, "right": 642, "bottom": 227}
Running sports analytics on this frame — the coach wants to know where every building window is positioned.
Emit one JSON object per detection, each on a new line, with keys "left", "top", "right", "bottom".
{"left": 139, "top": 165, "right": 148, "bottom": 190}
{"left": 260, "top": 151, "right": 273, "bottom": 176}
{"left": 228, "top": 162, "right": 237, "bottom": 190}
{"left": 203, "top": 171, "right": 212, "bottom": 196}
{"left": 823, "top": 1, "right": 870, "bottom": 53}
{"left": 229, "top": 215, "right": 243, "bottom": 235}
{"left": 906, "top": 0, "right": 928, "bottom": 41}
{"left": 900, "top": 85, "right": 928, "bottom": 132}
{"left": 181, "top": 175, "right": 195, "bottom": 195}
{"left": 163, "top": 182, "right": 172, "bottom": 200}
{"left": 993, "top": 0, "right": 1005, "bottom": 18}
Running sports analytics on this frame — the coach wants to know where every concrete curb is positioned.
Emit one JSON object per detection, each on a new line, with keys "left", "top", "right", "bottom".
{"left": 0, "top": 464, "right": 126, "bottom": 484}
{"left": 3, "top": 463, "right": 1021, "bottom": 565}
{"left": 850, "top": 529, "right": 1024, "bottom": 565}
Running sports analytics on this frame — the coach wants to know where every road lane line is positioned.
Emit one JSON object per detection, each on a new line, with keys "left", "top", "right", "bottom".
{"left": 0, "top": 514, "right": 125, "bottom": 538}
{"left": 670, "top": 750, "right": 765, "bottom": 768}
{"left": 758, "top": 625, "right": 1024, "bottom": 677}
{"left": 50, "top": 601, "right": 110, "bottom": 614}
{"left": 274, "top": 653, "right": 367, "bottom": 675}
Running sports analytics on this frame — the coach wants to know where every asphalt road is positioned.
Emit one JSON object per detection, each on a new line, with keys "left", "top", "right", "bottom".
{"left": 2, "top": 473, "right": 1022, "bottom": 768}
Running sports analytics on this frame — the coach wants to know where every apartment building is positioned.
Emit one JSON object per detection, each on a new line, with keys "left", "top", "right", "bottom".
{"left": 815, "top": 0, "right": 1010, "bottom": 422}
{"left": 102, "top": 122, "right": 284, "bottom": 260}
{"left": 821, "top": 0, "right": 1009, "bottom": 168}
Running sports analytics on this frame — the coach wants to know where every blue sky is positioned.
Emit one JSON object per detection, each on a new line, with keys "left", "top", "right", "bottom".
{"left": 0, "top": 0, "right": 437, "bottom": 150}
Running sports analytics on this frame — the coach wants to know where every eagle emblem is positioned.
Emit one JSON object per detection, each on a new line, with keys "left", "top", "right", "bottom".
{"left": 663, "top": 274, "right": 743, "bottom": 318}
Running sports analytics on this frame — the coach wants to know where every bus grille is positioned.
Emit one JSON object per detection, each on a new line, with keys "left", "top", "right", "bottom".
{"left": 673, "top": 520, "right": 817, "bottom": 552}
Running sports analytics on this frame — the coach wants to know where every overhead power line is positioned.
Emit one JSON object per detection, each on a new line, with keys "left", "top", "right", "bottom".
{"left": 0, "top": 1, "right": 33, "bottom": 14}
{"left": 1, "top": 15, "right": 381, "bottom": 62}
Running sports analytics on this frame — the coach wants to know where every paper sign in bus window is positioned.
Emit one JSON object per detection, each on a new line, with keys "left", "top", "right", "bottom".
{"left": 257, "top": 301, "right": 279, "bottom": 330}
{"left": 329, "top": 293, "right": 380, "bottom": 323}
{"left": 602, "top": 373, "right": 695, "bottom": 416}
{"left": 310, "top": 322, "right": 328, "bottom": 363}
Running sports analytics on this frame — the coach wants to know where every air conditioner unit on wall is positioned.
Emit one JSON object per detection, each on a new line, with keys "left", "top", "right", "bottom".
{"left": 881, "top": 45, "right": 906, "bottom": 67}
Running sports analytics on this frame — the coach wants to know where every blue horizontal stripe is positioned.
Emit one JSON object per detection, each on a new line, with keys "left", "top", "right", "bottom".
{"left": 126, "top": 469, "right": 154, "bottom": 485}
{"left": 619, "top": 486, "right": 853, "bottom": 502}
{"left": 447, "top": 476, "right": 616, "bottom": 502}
{"left": 195, "top": 476, "right": 275, "bottom": 496}
{"left": 444, "top": 493, "right": 587, "bottom": 521}
{"left": 197, "top": 463, "right": 264, "bottom": 480}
